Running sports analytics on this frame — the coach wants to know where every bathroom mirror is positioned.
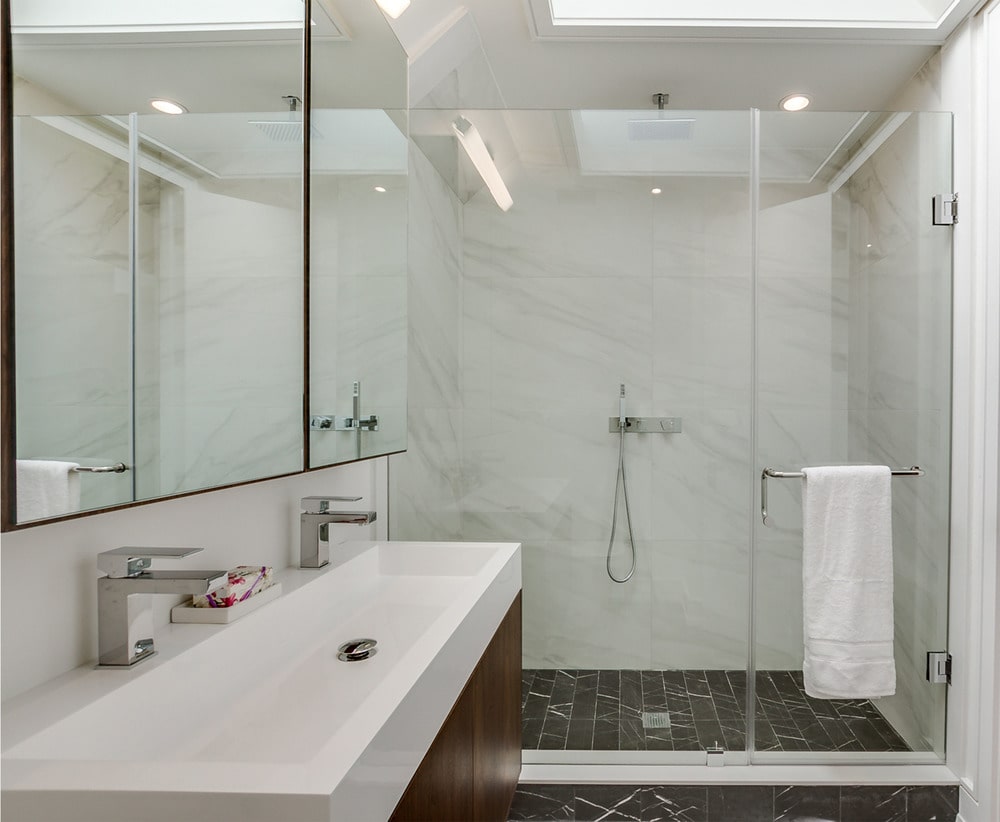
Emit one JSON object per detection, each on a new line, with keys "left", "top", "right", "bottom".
{"left": 4, "top": 0, "right": 307, "bottom": 525}
{"left": 307, "top": 1, "right": 408, "bottom": 468}
{"left": 1, "top": 0, "right": 410, "bottom": 528}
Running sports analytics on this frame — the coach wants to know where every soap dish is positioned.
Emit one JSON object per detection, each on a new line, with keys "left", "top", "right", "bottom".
{"left": 171, "top": 583, "right": 282, "bottom": 624}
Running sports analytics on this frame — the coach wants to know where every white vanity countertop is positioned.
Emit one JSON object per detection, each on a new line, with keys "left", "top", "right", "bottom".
{"left": 1, "top": 540, "right": 521, "bottom": 822}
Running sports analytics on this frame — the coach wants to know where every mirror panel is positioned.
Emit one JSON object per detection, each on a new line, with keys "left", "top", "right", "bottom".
{"left": 9, "top": 1, "right": 304, "bottom": 523}
{"left": 308, "top": 0, "right": 408, "bottom": 468}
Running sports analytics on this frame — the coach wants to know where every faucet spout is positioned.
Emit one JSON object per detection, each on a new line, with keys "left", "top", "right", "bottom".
{"left": 96, "top": 548, "right": 228, "bottom": 667}
{"left": 300, "top": 498, "right": 377, "bottom": 568}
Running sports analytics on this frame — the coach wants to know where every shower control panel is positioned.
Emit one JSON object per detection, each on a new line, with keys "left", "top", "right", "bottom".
{"left": 608, "top": 416, "right": 682, "bottom": 434}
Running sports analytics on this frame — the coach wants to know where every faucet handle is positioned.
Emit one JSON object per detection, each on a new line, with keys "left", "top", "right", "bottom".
{"left": 301, "top": 496, "right": 363, "bottom": 514}
{"left": 98, "top": 546, "right": 204, "bottom": 578}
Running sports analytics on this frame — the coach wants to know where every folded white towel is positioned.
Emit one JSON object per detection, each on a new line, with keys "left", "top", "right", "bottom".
{"left": 801, "top": 465, "right": 895, "bottom": 699}
{"left": 15, "top": 459, "right": 81, "bottom": 521}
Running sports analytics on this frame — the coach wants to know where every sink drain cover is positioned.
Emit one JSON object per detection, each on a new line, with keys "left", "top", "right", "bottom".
{"left": 337, "top": 638, "right": 378, "bottom": 662}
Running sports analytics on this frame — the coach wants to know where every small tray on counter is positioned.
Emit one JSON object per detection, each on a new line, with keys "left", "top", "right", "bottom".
{"left": 170, "top": 583, "right": 283, "bottom": 624}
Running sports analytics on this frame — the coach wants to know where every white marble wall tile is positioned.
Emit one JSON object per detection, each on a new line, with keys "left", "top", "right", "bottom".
{"left": 457, "top": 407, "right": 653, "bottom": 543}
{"left": 486, "top": 277, "right": 653, "bottom": 415}
{"left": 847, "top": 117, "right": 921, "bottom": 265}
{"left": 758, "top": 193, "right": 836, "bottom": 280}
{"left": 756, "top": 276, "right": 849, "bottom": 410}
{"left": 754, "top": 539, "right": 805, "bottom": 670}
{"left": 408, "top": 146, "right": 463, "bottom": 411}
{"left": 522, "top": 540, "right": 653, "bottom": 671}
{"left": 150, "top": 405, "right": 302, "bottom": 497}
{"left": 389, "top": 409, "right": 465, "bottom": 541}
{"left": 464, "top": 168, "right": 653, "bottom": 280}
{"left": 652, "top": 177, "right": 750, "bottom": 280}
{"left": 652, "top": 277, "right": 752, "bottom": 409}
{"left": 649, "top": 539, "right": 749, "bottom": 670}
{"left": 15, "top": 117, "right": 130, "bottom": 266}
{"left": 335, "top": 176, "right": 408, "bottom": 279}
{"left": 755, "top": 409, "right": 850, "bottom": 541}
{"left": 390, "top": 143, "right": 467, "bottom": 539}
{"left": 649, "top": 409, "right": 752, "bottom": 543}
{"left": 156, "top": 274, "right": 303, "bottom": 407}
{"left": 460, "top": 277, "right": 493, "bottom": 412}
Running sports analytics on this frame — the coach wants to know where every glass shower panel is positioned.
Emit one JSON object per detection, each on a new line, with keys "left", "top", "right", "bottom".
{"left": 395, "top": 109, "right": 753, "bottom": 762}
{"left": 646, "top": 111, "right": 753, "bottom": 758}
{"left": 752, "top": 111, "right": 952, "bottom": 761}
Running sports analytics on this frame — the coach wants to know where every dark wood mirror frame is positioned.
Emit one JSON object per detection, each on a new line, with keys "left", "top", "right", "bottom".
{"left": 0, "top": 0, "right": 405, "bottom": 532}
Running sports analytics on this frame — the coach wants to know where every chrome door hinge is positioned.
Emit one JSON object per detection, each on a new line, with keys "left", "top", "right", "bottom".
{"left": 926, "top": 651, "right": 952, "bottom": 685}
{"left": 933, "top": 193, "right": 958, "bottom": 225}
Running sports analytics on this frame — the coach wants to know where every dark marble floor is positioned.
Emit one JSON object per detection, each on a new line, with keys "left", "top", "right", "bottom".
{"left": 522, "top": 670, "right": 910, "bottom": 753}
{"left": 507, "top": 783, "right": 959, "bottom": 822}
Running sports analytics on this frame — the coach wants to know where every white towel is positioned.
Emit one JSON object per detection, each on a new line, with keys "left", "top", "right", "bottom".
{"left": 15, "top": 459, "right": 81, "bottom": 521}
{"left": 801, "top": 465, "right": 895, "bottom": 699}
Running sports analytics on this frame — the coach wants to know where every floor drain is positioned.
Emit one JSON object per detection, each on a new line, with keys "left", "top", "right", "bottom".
{"left": 642, "top": 712, "right": 671, "bottom": 729}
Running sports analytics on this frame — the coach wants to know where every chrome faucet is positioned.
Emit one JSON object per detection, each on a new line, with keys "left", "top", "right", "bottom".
{"left": 97, "top": 547, "right": 228, "bottom": 667}
{"left": 300, "top": 496, "right": 377, "bottom": 568}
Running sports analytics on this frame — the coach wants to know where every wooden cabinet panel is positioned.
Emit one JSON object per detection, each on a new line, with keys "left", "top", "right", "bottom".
{"left": 390, "top": 593, "right": 522, "bottom": 822}
{"left": 473, "top": 593, "right": 522, "bottom": 821}
{"left": 389, "top": 686, "right": 475, "bottom": 822}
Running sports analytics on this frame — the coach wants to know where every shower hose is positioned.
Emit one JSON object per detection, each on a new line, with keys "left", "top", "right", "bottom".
{"left": 606, "top": 417, "right": 637, "bottom": 583}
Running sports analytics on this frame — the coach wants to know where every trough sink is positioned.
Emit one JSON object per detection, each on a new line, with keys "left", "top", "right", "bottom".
{"left": 1, "top": 540, "right": 521, "bottom": 822}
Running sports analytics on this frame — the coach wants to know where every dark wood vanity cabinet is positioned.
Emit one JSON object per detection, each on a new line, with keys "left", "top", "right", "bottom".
{"left": 390, "top": 593, "right": 522, "bottom": 822}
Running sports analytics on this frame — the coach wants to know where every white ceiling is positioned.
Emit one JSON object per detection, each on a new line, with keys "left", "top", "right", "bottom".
{"left": 390, "top": 0, "right": 950, "bottom": 111}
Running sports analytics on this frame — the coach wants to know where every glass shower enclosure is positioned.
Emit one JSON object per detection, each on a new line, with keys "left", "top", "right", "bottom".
{"left": 391, "top": 108, "right": 952, "bottom": 766}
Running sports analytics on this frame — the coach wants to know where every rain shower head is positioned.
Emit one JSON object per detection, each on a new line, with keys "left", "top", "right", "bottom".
{"left": 626, "top": 91, "right": 694, "bottom": 141}
{"left": 626, "top": 118, "right": 695, "bottom": 141}
{"left": 250, "top": 95, "right": 322, "bottom": 142}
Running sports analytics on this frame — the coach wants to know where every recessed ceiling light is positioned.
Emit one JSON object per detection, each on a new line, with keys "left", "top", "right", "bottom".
{"left": 780, "top": 93, "right": 810, "bottom": 112}
{"left": 374, "top": 0, "right": 410, "bottom": 18}
{"left": 374, "top": 186, "right": 387, "bottom": 193}
{"left": 651, "top": 187, "right": 662, "bottom": 195}
{"left": 149, "top": 98, "right": 187, "bottom": 115}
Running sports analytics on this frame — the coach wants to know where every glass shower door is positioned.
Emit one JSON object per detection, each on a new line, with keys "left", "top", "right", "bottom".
{"left": 752, "top": 111, "right": 952, "bottom": 761}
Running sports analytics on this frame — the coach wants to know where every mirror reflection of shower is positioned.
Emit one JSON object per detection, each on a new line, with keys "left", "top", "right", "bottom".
{"left": 607, "top": 384, "right": 637, "bottom": 583}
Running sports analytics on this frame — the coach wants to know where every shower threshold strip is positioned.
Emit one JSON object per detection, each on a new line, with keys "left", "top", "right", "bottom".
{"left": 521, "top": 670, "right": 910, "bottom": 754}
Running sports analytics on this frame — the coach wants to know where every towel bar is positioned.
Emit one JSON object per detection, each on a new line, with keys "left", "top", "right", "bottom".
{"left": 73, "top": 463, "right": 129, "bottom": 474}
{"left": 760, "top": 466, "right": 922, "bottom": 526}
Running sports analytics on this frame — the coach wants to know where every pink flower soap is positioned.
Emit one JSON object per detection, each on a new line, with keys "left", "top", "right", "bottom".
{"left": 192, "top": 565, "right": 275, "bottom": 608}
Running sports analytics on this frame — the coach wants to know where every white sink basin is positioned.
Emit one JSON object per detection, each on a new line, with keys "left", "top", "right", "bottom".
{"left": 1, "top": 540, "right": 521, "bottom": 822}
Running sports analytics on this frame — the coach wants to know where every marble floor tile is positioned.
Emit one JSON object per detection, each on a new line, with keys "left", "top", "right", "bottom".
{"left": 521, "top": 669, "right": 910, "bottom": 754}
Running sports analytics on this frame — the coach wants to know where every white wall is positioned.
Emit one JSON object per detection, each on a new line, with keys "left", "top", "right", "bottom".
{"left": 0, "top": 458, "right": 385, "bottom": 701}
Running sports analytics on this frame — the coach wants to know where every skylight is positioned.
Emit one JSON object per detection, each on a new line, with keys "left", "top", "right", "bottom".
{"left": 527, "top": 0, "right": 979, "bottom": 42}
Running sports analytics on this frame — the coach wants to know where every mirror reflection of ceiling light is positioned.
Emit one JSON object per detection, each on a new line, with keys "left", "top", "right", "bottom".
{"left": 150, "top": 99, "right": 187, "bottom": 115}
{"left": 651, "top": 187, "right": 662, "bottom": 194}
{"left": 452, "top": 115, "right": 513, "bottom": 212}
{"left": 780, "top": 93, "right": 811, "bottom": 112}
{"left": 374, "top": 185, "right": 387, "bottom": 192}
{"left": 375, "top": 0, "right": 410, "bottom": 19}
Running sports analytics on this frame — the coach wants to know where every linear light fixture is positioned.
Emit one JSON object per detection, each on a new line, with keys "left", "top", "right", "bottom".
{"left": 452, "top": 115, "right": 513, "bottom": 212}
